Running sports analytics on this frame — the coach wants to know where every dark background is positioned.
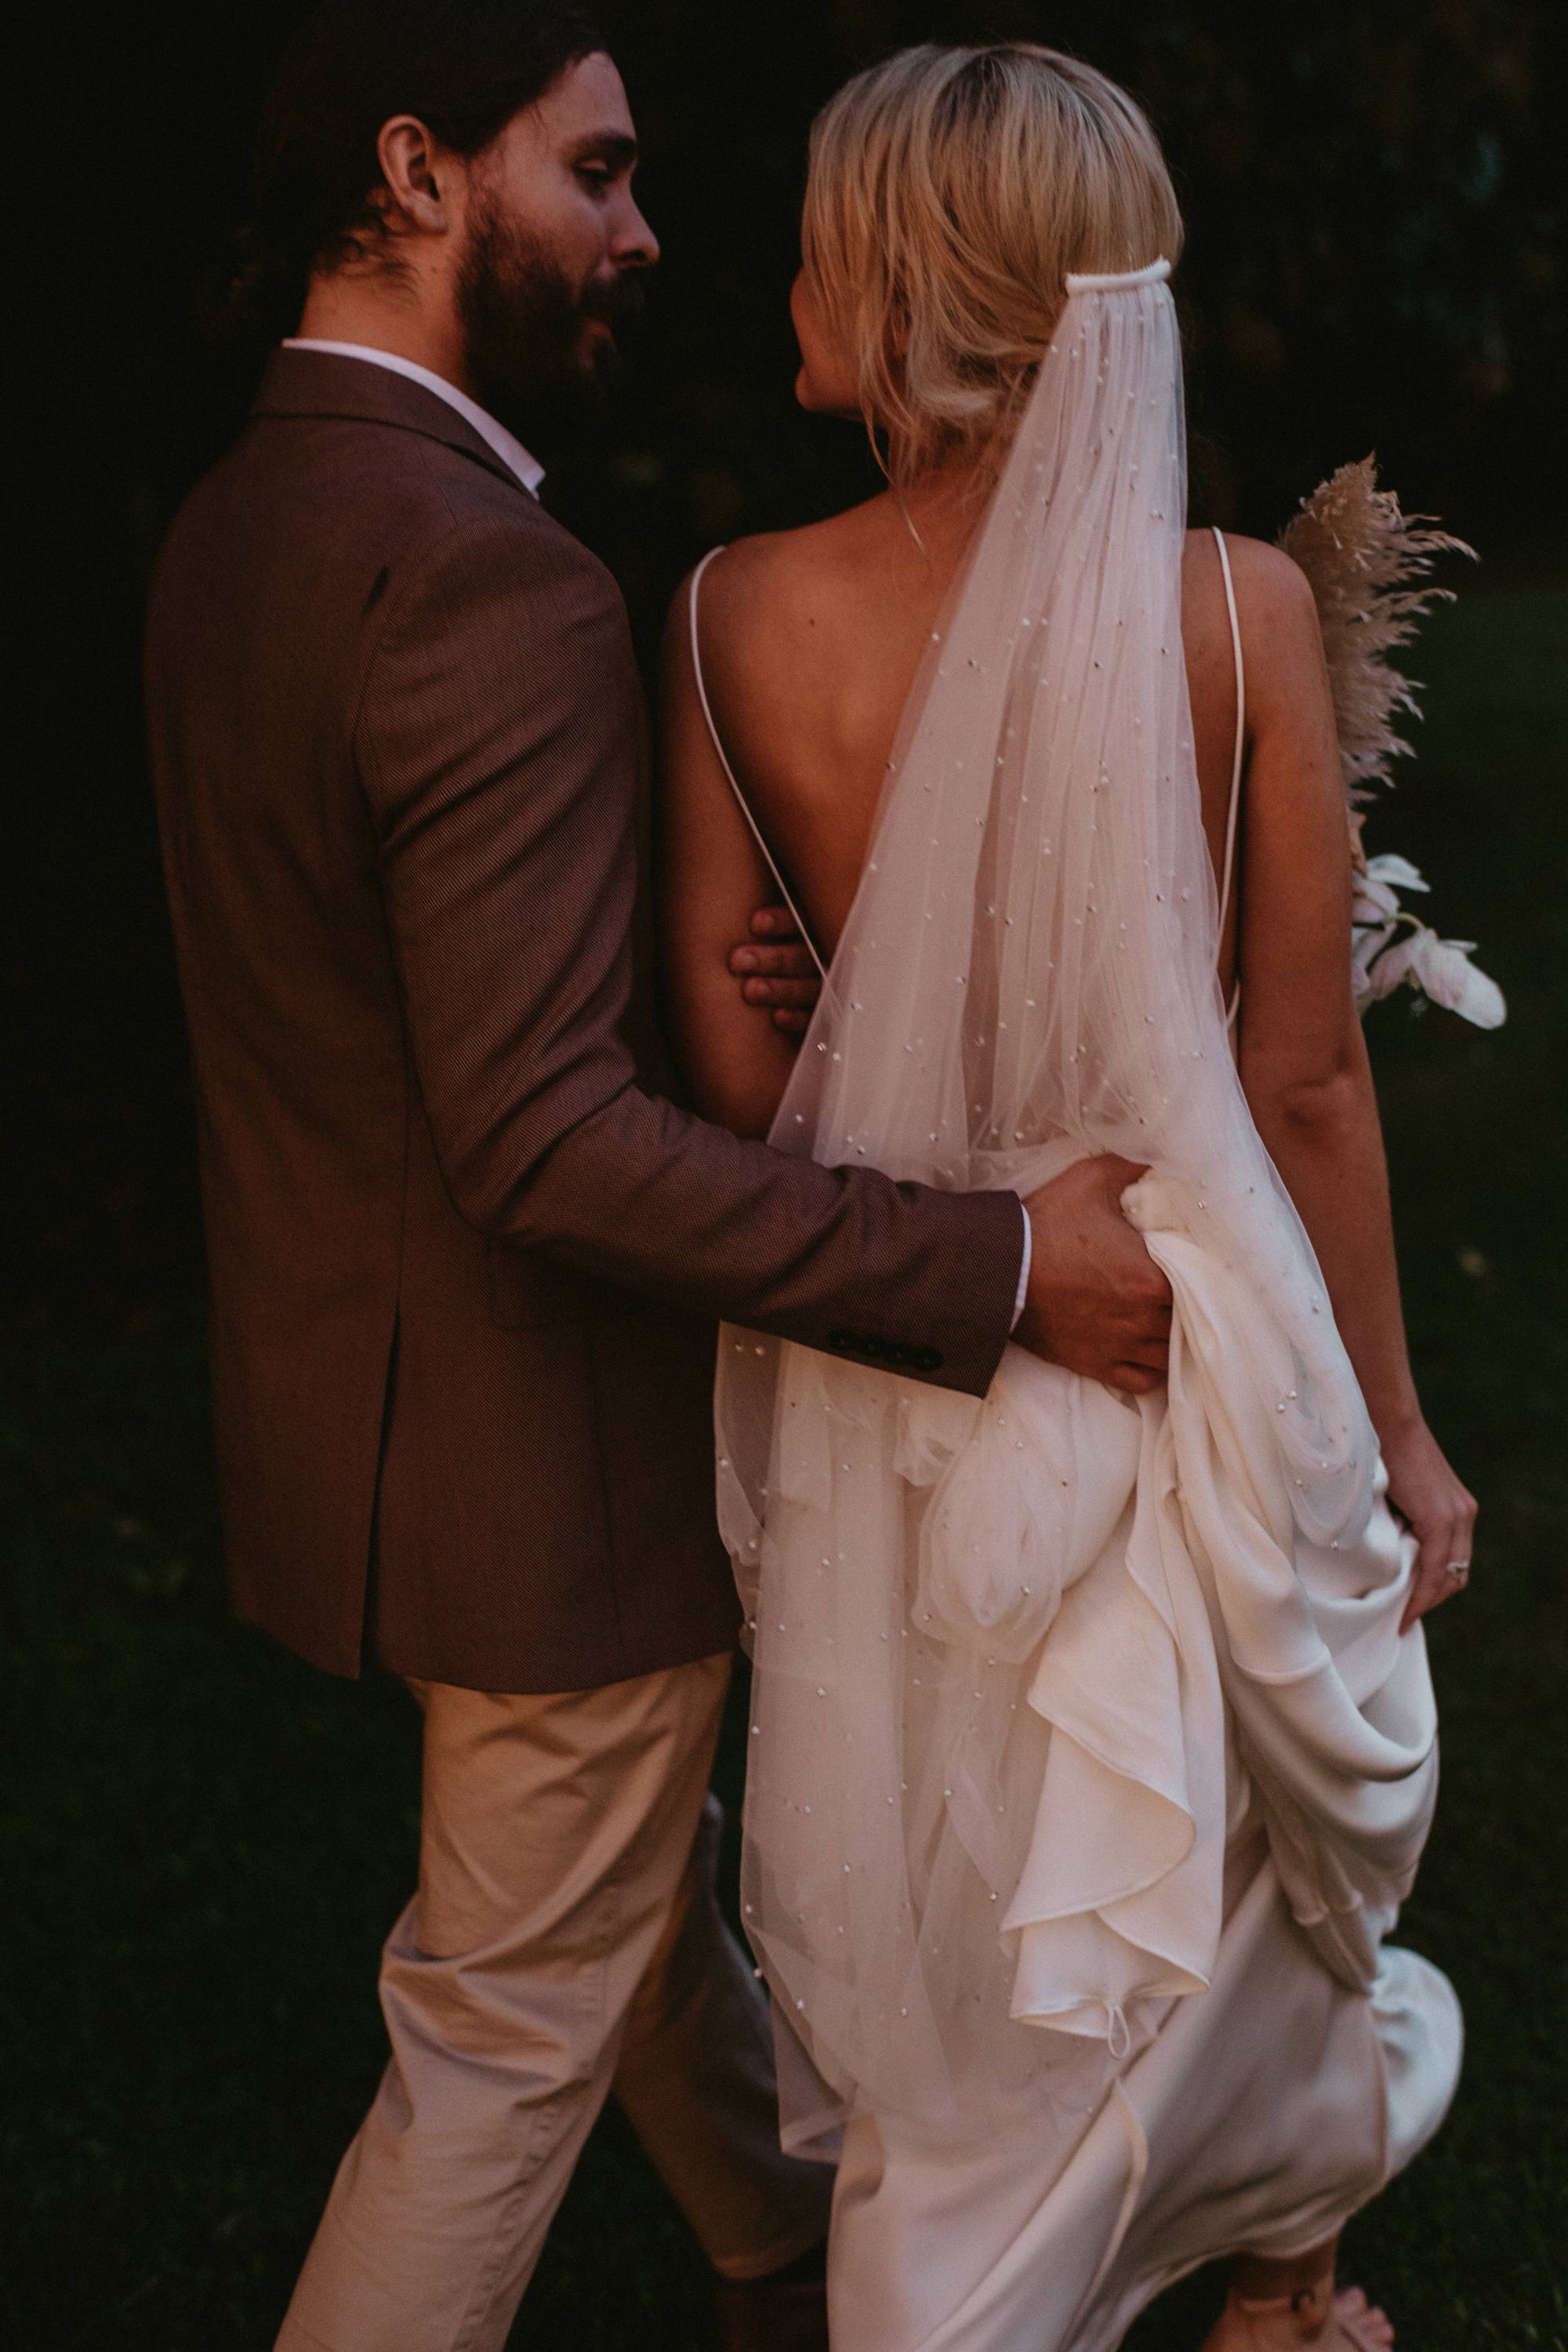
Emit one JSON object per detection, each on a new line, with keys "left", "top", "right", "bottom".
{"left": 6, "top": 4, "right": 1566, "bottom": 2347}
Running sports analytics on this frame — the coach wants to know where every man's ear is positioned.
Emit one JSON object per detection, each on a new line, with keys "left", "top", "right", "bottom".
{"left": 375, "top": 115, "right": 453, "bottom": 238}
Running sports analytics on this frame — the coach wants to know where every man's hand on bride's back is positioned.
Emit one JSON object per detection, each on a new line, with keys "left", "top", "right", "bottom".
{"left": 1017, "top": 1157, "right": 1172, "bottom": 1395}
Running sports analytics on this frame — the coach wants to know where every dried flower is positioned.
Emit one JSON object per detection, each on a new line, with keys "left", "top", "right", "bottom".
{"left": 1279, "top": 458, "right": 1475, "bottom": 808}
{"left": 1281, "top": 460, "right": 1503, "bottom": 1031}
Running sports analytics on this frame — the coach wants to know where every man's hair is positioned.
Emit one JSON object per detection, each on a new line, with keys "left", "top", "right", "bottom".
{"left": 227, "top": 0, "right": 606, "bottom": 341}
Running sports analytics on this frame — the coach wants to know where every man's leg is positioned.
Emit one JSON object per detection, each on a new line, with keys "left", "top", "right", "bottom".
{"left": 277, "top": 1652, "right": 737, "bottom": 2352}
{"left": 612, "top": 1791, "right": 832, "bottom": 2280}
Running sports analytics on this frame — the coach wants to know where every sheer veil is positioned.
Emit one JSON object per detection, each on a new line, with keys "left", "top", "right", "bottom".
{"left": 714, "top": 261, "right": 1439, "bottom": 2147}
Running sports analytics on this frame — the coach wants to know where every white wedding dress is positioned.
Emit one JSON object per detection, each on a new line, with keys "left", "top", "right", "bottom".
{"left": 699, "top": 262, "right": 1461, "bottom": 2350}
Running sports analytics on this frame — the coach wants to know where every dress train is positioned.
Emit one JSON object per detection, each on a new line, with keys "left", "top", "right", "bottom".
{"left": 828, "top": 1815, "right": 1459, "bottom": 2352}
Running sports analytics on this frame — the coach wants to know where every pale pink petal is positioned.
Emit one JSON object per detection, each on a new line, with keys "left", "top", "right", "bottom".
{"left": 1352, "top": 874, "right": 1402, "bottom": 924}
{"left": 1363, "top": 930, "right": 1421, "bottom": 1000}
{"left": 1409, "top": 934, "right": 1507, "bottom": 1028}
{"left": 1351, "top": 921, "right": 1397, "bottom": 1003}
{"left": 1364, "top": 852, "right": 1429, "bottom": 892}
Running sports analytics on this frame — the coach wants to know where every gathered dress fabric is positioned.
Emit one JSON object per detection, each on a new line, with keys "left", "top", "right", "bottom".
{"left": 708, "top": 263, "right": 1461, "bottom": 2348}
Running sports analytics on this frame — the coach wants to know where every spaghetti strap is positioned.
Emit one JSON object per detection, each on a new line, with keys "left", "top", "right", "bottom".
{"left": 688, "top": 550, "right": 828, "bottom": 982}
{"left": 1211, "top": 526, "right": 1246, "bottom": 1030}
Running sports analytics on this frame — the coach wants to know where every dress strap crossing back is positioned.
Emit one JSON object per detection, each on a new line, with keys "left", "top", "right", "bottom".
{"left": 688, "top": 550, "right": 829, "bottom": 981}
{"left": 1211, "top": 526, "right": 1247, "bottom": 1029}
{"left": 687, "top": 539, "right": 1245, "bottom": 1007}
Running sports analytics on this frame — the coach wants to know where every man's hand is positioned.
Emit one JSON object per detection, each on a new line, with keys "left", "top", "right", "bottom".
{"left": 1016, "top": 1156, "right": 1172, "bottom": 1395}
{"left": 728, "top": 906, "right": 821, "bottom": 1037}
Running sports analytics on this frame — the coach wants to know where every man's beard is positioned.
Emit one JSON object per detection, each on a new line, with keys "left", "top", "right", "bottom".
{"left": 456, "top": 197, "right": 646, "bottom": 442}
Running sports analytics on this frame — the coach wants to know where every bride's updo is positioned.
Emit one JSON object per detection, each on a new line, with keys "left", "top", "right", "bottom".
{"left": 801, "top": 43, "right": 1182, "bottom": 483}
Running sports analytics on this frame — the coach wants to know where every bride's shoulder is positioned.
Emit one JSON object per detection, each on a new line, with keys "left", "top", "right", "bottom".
{"left": 1182, "top": 528, "right": 1316, "bottom": 613}
{"left": 1182, "top": 529, "right": 1324, "bottom": 694}
{"left": 666, "top": 506, "right": 880, "bottom": 662}
{"left": 1185, "top": 532, "right": 1316, "bottom": 630}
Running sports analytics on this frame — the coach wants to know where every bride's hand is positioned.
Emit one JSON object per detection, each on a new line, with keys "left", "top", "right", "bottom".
{"left": 1379, "top": 1415, "right": 1478, "bottom": 1633}
{"left": 728, "top": 905, "right": 821, "bottom": 1036}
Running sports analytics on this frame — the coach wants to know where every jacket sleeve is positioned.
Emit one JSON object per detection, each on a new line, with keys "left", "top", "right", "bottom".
{"left": 354, "top": 506, "right": 1023, "bottom": 1398}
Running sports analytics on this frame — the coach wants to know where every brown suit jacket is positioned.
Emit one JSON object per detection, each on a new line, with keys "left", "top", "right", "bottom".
{"left": 146, "top": 350, "right": 1023, "bottom": 1693}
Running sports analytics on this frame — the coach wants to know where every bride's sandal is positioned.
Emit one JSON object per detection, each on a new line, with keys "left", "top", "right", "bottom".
{"left": 1327, "top": 2288, "right": 1395, "bottom": 2350}
{"left": 1227, "top": 2279, "right": 1395, "bottom": 2351}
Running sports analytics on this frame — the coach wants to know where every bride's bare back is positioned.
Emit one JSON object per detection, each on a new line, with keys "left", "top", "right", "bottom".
{"left": 684, "top": 488, "right": 1267, "bottom": 949}
{"left": 659, "top": 472, "right": 1342, "bottom": 1141}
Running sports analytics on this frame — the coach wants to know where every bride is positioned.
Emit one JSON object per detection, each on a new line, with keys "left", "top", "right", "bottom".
{"left": 658, "top": 44, "right": 1472, "bottom": 2352}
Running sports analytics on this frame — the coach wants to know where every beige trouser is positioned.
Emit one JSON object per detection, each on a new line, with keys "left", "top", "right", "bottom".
{"left": 276, "top": 1653, "right": 829, "bottom": 2352}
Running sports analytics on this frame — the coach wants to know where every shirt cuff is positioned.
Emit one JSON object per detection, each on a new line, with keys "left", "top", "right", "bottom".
{"left": 1009, "top": 1198, "right": 1033, "bottom": 1332}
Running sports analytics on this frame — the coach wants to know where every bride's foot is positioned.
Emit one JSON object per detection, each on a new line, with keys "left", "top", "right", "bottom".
{"left": 1201, "top": 2277, "right": 1396, "bottom": 2352}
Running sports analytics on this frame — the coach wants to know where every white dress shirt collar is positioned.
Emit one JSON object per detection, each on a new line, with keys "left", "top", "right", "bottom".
{"left": 281, "top": 339, "right": 545, "bottom": 498}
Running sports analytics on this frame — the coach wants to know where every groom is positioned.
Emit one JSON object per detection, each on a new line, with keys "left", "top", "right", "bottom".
{"left": 146, "top": 5, "right": 1173, "bottom": 2348}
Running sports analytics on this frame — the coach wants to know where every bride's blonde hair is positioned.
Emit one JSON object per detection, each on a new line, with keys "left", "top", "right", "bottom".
{"left": 801, "top": 43, "right": 1183, "bottom": 484}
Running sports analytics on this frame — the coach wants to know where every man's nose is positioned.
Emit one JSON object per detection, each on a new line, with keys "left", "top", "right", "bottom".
{"left": 612, "top": 195, "right": 659, "bottom": 270}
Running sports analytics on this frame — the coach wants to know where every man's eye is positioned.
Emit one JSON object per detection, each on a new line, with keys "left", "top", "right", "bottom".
{"left": 576, "top": 165, "right": 612, "bottom": 192}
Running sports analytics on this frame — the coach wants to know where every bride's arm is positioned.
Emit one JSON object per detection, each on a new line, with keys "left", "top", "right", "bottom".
{"left": 656, "top": 576, "right": 802, "bottom": 1140}
{"left": 1229, "top": 540, "right": 1477, "bottom": 1627}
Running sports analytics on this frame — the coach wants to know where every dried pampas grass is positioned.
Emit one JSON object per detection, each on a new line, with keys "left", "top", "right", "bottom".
{"left": 1278, "top": 456, "right": 1475, "bottom": 810}
{"left": 1278, "top": 459, "right": 1501, "bottom": 1027}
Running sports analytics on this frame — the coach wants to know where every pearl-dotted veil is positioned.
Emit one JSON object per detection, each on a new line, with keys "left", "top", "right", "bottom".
{"left": 715, "top": 262, "right": 1439, "bottom": 2149}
